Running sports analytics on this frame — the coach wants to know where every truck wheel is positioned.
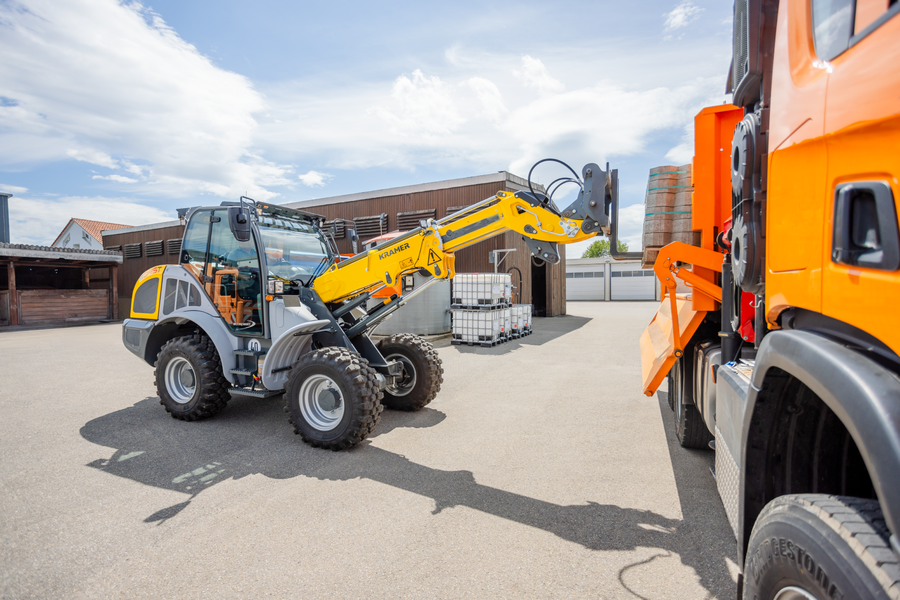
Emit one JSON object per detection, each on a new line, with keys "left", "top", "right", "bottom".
{"left": 285, "top": 347, "right": 383, "bottom": 450}
{"left": 376, "top": 333, "right": 443, "bottom": 411}
{"left": 670, "top": 356, "right": 712, "bottom": 449}
{"left": 743, "top": 495, "right": 900, "bottom": 600}
{"left": 155, "top": 334, "right": 230, "bottom": 421}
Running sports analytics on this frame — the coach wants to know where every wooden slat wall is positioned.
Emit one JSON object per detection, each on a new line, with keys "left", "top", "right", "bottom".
{"left": 100, "top": 179, "right": 568, "bottom": 318}
{"left": 104, "top": 224, "right": 184, "bottom": 319}
{"left": 305, "top": 181, "right": 567, "bottom": 316}
{"left": 18, "top": 289, "right": 109, "bottom": 325}
{"left": 0, "top": 291, "right": 8, "bottom": 325}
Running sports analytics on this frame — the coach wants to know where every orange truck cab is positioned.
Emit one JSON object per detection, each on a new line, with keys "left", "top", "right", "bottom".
{"left": 638, "top": 1, "right": 900, "bottom": 597}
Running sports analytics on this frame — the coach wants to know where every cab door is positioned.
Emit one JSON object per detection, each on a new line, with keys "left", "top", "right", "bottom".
{"left": 181, "top": 208, "right": 265, "bottom": 336}
{"left": 820, "top": 0, "right": 900, "bottom": 354}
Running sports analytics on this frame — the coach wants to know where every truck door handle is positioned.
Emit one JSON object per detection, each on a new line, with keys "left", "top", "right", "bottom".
{"left": 832, "top": 181, "right": 900, "bottom": 271}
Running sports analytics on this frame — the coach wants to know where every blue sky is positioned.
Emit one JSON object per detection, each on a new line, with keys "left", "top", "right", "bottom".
{"left": 0, "top": 0, "right": 733, "bottom": 253}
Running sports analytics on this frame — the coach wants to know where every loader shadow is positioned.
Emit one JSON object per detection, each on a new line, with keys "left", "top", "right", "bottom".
{"left": 435, "top": 315, "right": 592, "bottom": 355}
{"left": 81, "top": 393, "right": 734, "bottom": 598}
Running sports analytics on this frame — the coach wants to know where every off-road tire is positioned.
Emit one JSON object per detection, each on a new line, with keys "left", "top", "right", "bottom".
{"left": 744, "top": 494, "right": 900, "bottom": 600}
{"left": 155, "top": 334, "right": 230, "bottom": 421}
{"left": 376, "top": 333, "right": 443, "bottom": 411}
{"left": 670, "top": 354, "right": 712, "bottom": 449}
{"left": 285, "top": 347, "right": 383, "bottom": 451}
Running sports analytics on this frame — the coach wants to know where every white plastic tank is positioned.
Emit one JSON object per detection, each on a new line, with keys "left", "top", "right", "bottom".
{"left": 372, "top": 271, "right": 451, "bottom": 335}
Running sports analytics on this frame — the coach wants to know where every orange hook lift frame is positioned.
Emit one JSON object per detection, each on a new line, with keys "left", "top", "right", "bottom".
{"left": 639, "top": 242, "right": 725, "bottom": 396}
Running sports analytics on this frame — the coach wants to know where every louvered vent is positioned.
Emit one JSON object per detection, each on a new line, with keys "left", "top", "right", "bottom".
{"left": 105, "top": 245, "right": 122, "bottom": 252}
{"left": 324, "top": 220, "right": 346, "bottom": 239}
{"left": 167, "top": 239, "right": 182, "bottom": 255}
{"left": 145, "top": 240, "right": 164, "bottom": 257}
{"left": 733, "top": 0, "right": 749, "bottom": 93}
{"left": 354, "top": 214, "right": 388, "bottom": 239}
{"left": 446, "top": 206, "right": 467, "bottom": 218}
{"left": 124, "top": 243, "right": 142, "bottom": 259}
{"left": 397, "top": 209, "right": 435, "bottom": 231}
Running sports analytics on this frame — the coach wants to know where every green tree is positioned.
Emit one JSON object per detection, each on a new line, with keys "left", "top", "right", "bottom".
{"left": 581, "top": 239, "right": 628, "bottom": 258}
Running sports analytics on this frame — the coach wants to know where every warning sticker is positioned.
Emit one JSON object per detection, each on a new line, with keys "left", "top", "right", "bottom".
{"left": 427, "top": 249, "right": 441, "bottom": 265}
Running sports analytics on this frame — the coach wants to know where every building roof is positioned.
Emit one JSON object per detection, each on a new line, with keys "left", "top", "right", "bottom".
{"left": 100, "top": 171, "right": 543, "bottom": 236}
{"left": 0, "top": 242, "right": 123, "bottom": 263}
{"left": 285, "top": 171, "right": 540, "bottom": 210}
{"left": 52, "top": 218, "right": 132, "bottom": 246}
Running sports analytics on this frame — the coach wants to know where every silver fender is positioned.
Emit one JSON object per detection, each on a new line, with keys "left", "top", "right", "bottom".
{"left": 261, "top": 299, "right": 329, "bottom": 390}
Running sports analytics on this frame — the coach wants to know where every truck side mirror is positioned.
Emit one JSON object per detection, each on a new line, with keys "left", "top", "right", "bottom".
{"left": 228, "top": 207, "right": 252, "bottom": 242}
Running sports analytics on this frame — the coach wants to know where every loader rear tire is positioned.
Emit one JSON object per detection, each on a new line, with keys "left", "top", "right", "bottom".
{"left": 285, "top": 347, "right": 383, "bottom": 451}
{"left": 155, "top": 334, "right": 230, "bottom": 421}
{"left": 377, "top": 333, "right": 443, "bottom": 411}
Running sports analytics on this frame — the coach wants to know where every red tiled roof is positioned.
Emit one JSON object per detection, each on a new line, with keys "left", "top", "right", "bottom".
{"left": 51, "top": 218, "right": 132, "bottom": 246}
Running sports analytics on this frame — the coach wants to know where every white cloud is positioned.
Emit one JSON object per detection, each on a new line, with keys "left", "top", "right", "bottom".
{"left": 92, "top": 174, "right": 139, "bottom": 183}
{"left": 67, "top": 148, "right": 119, "bottom": 169}
{"left": 664, "top": 2, "right": 703, "bottom": 36}
{"left": 665, "top": 121, "right": 695, "bottom": 164}
{"left": 298, "top": 170, "right": 331, "bottom": 187}
{"left": 8, "top": 195, "right": 173, "bottom": 245}
{"left": 0, "top": 0, "right": 287, "bottom": 200}
{"left": 513, "top": 56, "right": 564, "bottom": 94}
{"left": 0, "top": 184, "right": 28, "bottom": 194}
{"left": 370, "top": 70, "right": 465, "bottom": 137}
{"left": 464, "top": 77, "right": 507, "bottom": 121}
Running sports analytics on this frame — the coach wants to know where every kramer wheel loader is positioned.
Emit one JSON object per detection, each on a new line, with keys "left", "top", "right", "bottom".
{"left": 122, "top": 160, "right": 614, "bottom": 450}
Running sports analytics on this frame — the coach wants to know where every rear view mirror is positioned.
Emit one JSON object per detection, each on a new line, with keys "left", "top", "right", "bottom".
{"left": 228, "top": 207, "right": 252, "bottom": 242}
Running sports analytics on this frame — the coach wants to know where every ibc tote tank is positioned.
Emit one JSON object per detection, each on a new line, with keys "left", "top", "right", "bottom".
{"left": 372, "top": 271, "right": 451, "bottom": 336}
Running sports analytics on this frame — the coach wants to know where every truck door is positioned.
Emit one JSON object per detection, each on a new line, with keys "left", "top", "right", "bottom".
{"left": 820, "top": 0, "right": 900, "bottom": 354}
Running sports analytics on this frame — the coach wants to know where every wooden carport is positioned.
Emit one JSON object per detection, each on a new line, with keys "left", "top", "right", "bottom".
{"left": 0, "top": 243, "right": 123, "bottom": 328}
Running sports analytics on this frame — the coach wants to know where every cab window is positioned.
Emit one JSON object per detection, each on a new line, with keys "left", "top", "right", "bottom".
{"left": 812, "top": 0, "right": 855, "bottom": 60}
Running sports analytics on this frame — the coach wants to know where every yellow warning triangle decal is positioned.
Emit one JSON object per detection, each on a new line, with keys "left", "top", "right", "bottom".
{"left": 427, "top": 249, "right": 440, "bottom": 265}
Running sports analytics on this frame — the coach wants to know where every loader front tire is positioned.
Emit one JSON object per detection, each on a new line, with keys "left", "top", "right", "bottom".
{"left": 285, "top": 347, "right": 383, "bottom": 451}
{"left": 155, "top": 334, "right": 230, "bottom": 421}
{"left": 377, "top": 333, "right": 443, "bottom": 411}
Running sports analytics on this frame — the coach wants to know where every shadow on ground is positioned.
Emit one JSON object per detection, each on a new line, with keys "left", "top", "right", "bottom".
{"left": 433, "top": 314, "right": 592, "bottom": 354}
{"left": 80, "top": 386, "right": 735, "bottom": 598}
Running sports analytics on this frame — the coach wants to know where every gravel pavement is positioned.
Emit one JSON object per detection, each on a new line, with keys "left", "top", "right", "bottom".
{"left": 0, "top": 302, "right": 737, "bottom": 599}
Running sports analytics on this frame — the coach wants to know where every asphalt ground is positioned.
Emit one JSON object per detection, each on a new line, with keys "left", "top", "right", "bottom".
{"left": 0, "top": 302, "right": 737, "bottom": 599}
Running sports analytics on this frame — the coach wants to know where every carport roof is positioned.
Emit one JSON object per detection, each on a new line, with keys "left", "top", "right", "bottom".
{"left": 0, "top": 242, "right": 123, "bottom": 264}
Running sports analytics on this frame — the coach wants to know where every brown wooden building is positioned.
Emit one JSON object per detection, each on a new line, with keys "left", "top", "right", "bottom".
{"left": 0, "top": 243, "right": 122, "bottom": 328}
{"left": 101, "top": 171, "right": 567, "bottom": 319}
{"left": 102, "top": 220, "right": 185, "bottom": 320}
{"left": 286, "top": 171, "right": 566, "bottom": 317}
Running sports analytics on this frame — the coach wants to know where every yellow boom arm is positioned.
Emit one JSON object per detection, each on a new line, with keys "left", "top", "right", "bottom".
{"left": 313, "top": 185, "right": 605, "bottom": 305}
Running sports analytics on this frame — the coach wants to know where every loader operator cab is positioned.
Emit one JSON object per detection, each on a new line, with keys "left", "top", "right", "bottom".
{"left": 179, "top": 202, "right": 331, "bottom": 337}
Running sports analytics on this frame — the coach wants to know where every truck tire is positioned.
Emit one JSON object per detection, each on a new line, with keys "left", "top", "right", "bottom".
{"left": 376, "top": 333, "right": 443, "bottom": 411}
{"left": 670, "top": 355, "right": 712, "bottom": 449}
{"left": 155, "top": 334, "right": 230, "bottom": 421}
{"left": 743, "top": 495, "right": 900, "bottom": 600}
{"left": 285, "top": 347, "right": 383, "bottom": 450}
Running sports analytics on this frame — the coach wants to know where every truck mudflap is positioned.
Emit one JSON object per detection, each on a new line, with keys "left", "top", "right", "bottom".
{"left": 639, "top": 293, "right": 706, "bottom": 396}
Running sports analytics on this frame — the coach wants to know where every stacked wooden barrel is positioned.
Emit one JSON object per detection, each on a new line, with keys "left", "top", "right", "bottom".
{"left": 641, "top": 164, "right": 697, "bottom": 267}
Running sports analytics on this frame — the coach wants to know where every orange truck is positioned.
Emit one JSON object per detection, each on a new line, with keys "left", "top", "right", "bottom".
{"left": 632, "top": 0, "right": 900, "bottom": 597}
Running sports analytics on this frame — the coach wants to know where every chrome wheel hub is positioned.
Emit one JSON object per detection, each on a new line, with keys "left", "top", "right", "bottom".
{"left": 385, "top": 353, "right": 417, "bottom": 397}
{"left": 165, "top": 357, "right": 196, "bottom": 404}
{"left": 299, "top": 374, "right": 345, "bottom": 431}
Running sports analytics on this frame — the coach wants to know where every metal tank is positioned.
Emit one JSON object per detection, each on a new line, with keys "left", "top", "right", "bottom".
{"left": 370, "top": 271, "right": 451, "bottom": 336}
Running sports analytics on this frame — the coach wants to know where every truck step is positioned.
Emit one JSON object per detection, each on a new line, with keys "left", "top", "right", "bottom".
{"left": 234, "top": 349, "right": 266, "bottom": 357}
{"left": 229, "top": 369, "right": 256, "bottom": 377}
{"left": 228, "top": 387, "right": 282, "bottom": 399}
